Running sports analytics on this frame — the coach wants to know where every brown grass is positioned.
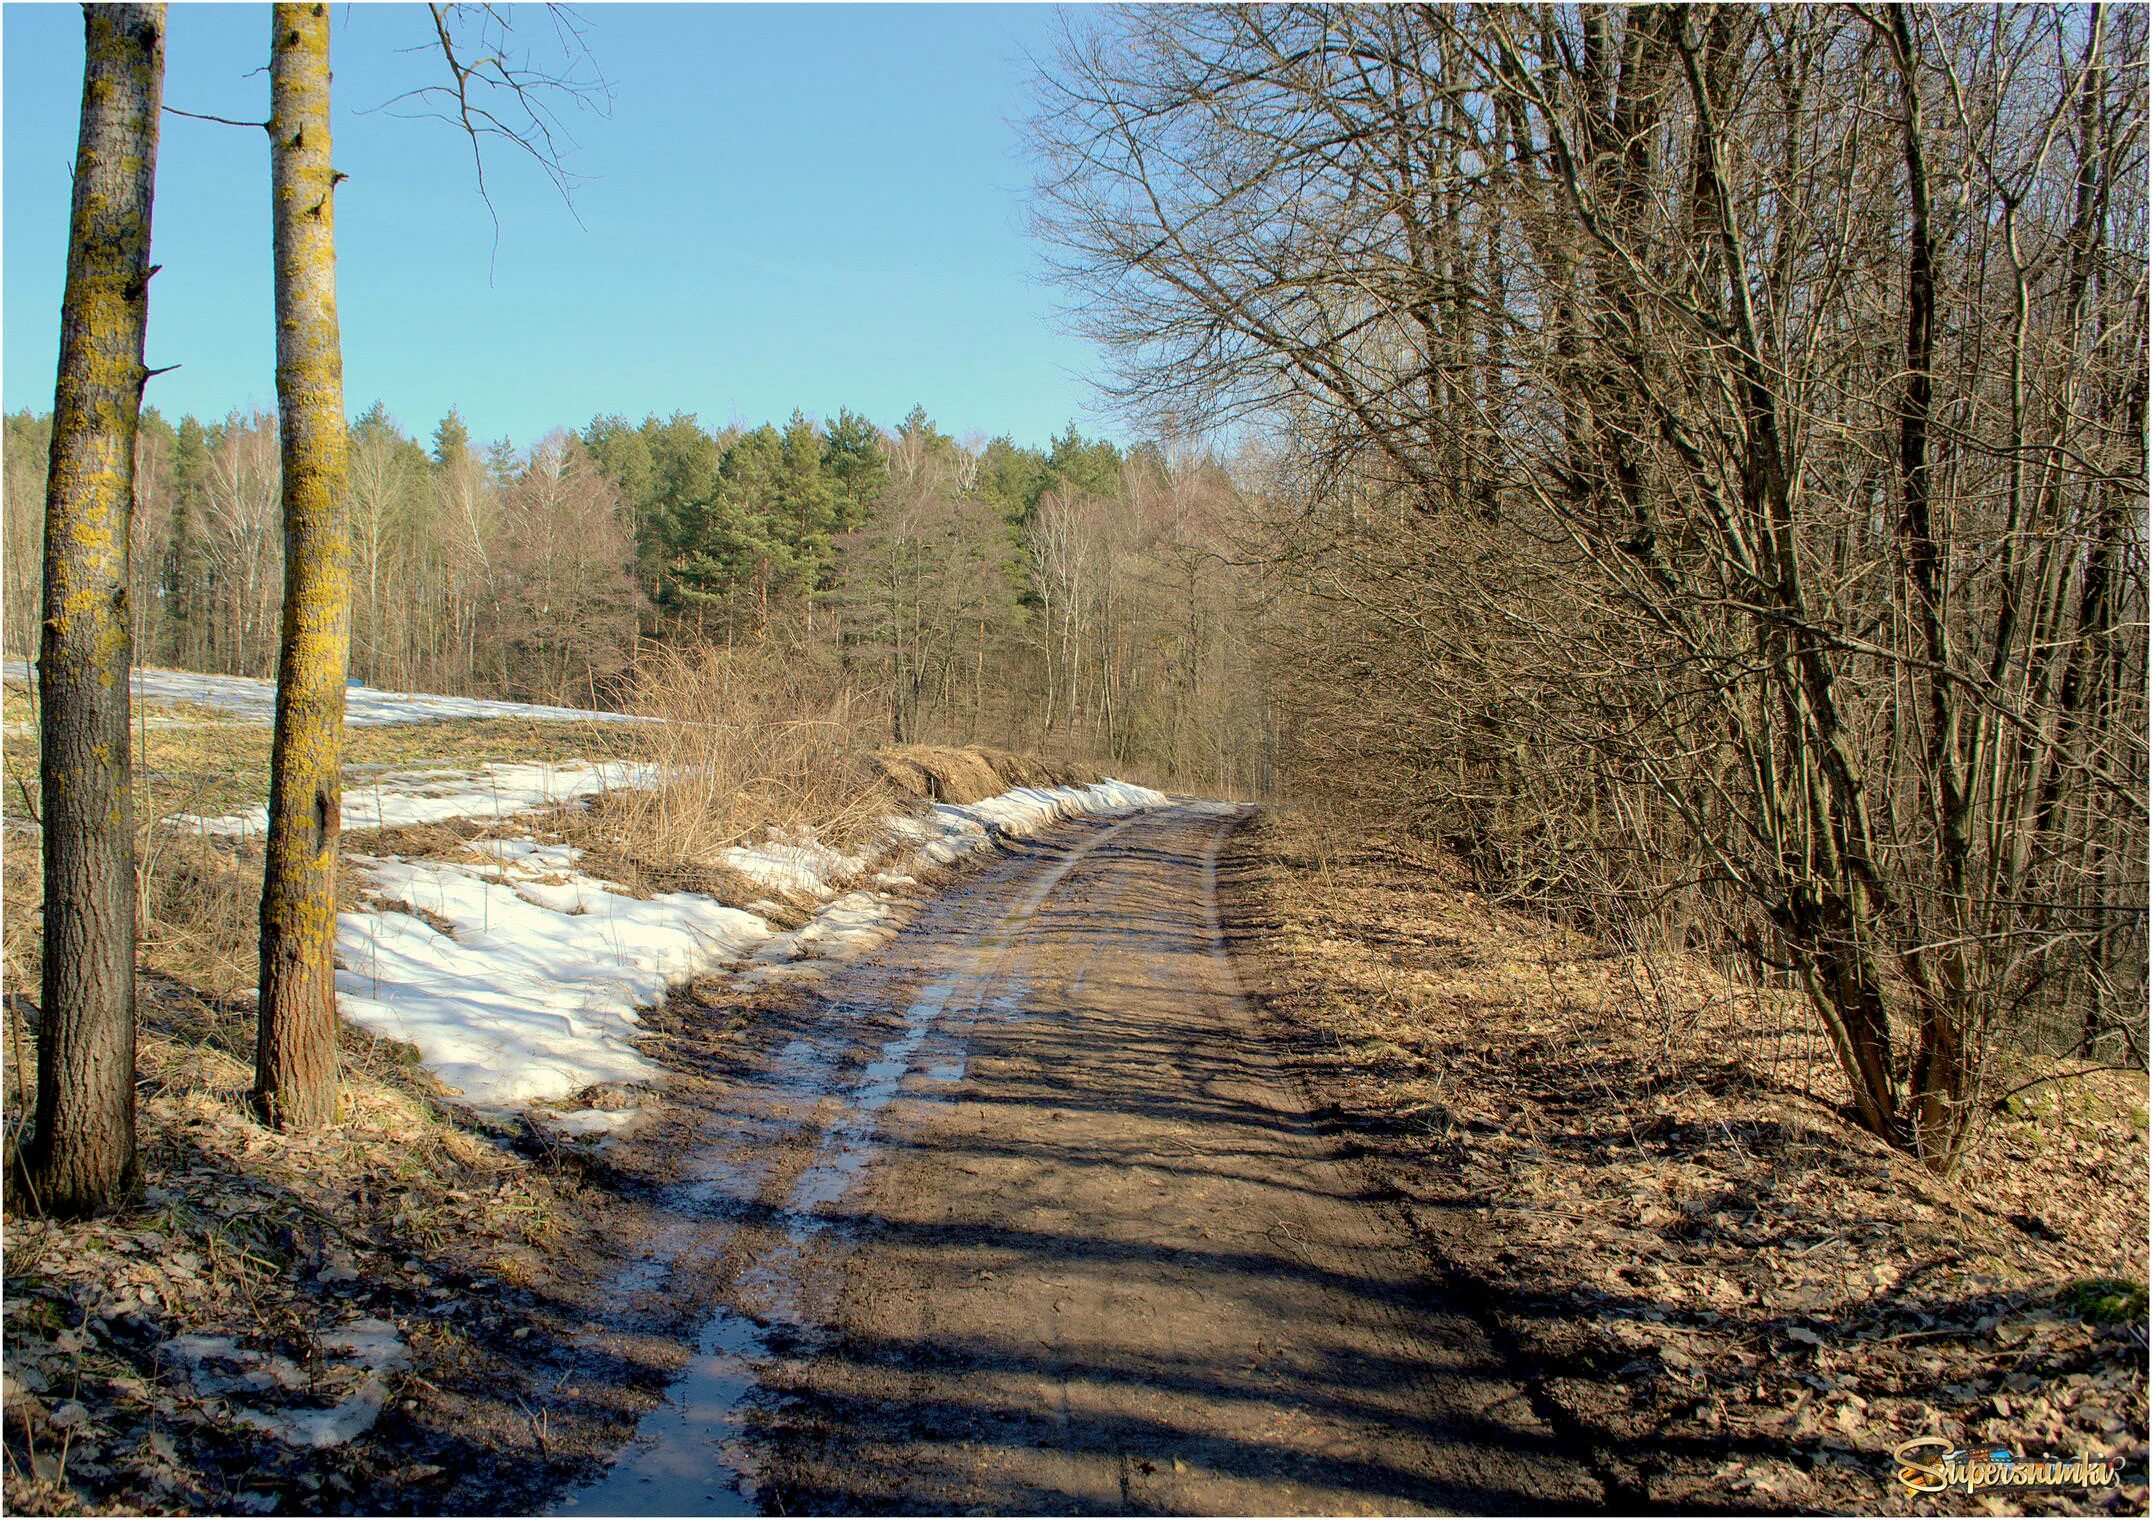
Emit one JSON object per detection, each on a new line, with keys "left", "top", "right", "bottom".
{"left": 593, "top": 642, "right": 892, "bottom": 873}
{"left": 1232, "top": 807, "right": 2148, "bottom": 1513}
{"left": 874, "top": 743, "right": 1097, "bottom": 805}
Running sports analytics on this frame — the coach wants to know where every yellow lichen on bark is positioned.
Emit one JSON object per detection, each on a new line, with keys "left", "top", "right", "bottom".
{"left": 25, "top": 2, "right": 164, "bottom": 1218}
{"left": 255, "top": 1, "right": 351, "bottom": 1134}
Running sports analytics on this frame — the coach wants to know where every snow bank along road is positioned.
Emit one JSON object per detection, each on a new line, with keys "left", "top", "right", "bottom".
{"left": 552, "top": 802, "right": 1600, "bottom": 1517}
{"left": 332, "top": 780, "right": 1165, "bottom": 1122}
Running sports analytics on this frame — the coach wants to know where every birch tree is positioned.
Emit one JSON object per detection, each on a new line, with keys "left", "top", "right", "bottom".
{"left": 23, "top": 2, "right": 165, "bottom": 1215}
{"left": 255, "top": 1, "right": 351, "bottom": 1132}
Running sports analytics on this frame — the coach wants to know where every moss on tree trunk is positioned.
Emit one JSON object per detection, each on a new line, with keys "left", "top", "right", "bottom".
{"left": 25, "top": 2, "right": 166, "bottom": 1217}
{"left": 256, "top": 1, "right": 350, "bottom": 1132}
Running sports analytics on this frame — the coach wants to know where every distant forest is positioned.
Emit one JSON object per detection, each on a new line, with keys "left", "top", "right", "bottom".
{"left": 1, "top": 403, "right": 1265, "bottom": 791}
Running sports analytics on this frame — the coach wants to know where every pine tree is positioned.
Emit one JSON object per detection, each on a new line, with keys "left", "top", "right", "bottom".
{"left": 774, "top": 410, "right": 839, "bottom": 593}
{"left": 431, "top": 406, "right": 471, "bottom": 468}
{"left": 24, "top": 1, "right": 165, "bottom": 1216}
{"left": 707, "top": 425, "right": 784, "bottom": 620}
{"left": 821, "top": 407, "right": 888, "bottom": 529}
{"left": 644, "top": 413, "right": 727, "bottom": 616}
{"left": 1046, "top": 423, "right": 1124, "bottom": 500}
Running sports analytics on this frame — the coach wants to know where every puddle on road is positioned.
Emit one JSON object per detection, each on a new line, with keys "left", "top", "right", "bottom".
{"left": 604, "top": 1025, "right": 854, "bottom": 1305}
{"left": 551, "top": 1310, "right": 770, "bottom": 1517}
{"left": 550, "top": 816, "right": 1144, "bottom": 1516}
{"left": 550, "top": 950, "right": 1033, "bottom": 1516}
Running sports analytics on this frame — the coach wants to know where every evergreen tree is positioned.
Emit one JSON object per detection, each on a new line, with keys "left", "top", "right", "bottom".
{"left": 484, "top": 434, "right": 520, "bottom": 486}
{"left": 430, "top": 406, "right": 470, "bottom": 468}
{"left": 1045, "top": 422, "right": 1124, "bottom": 500}
{"left": 772, "top": 410, "right": 839, "bottom": 588}
{"left": 975, "top": 435, "right": 1052, "bottom": 523}
{"left": 821, "top": 406, "right": 888, "bottom": 530}
{"left": 707, "top": 424, "right": 785, "bottom": 617}
{"left": 643, "top": 412, "right": 727, "bottom": 613}
{"left": 897, "top": 403, "right": 949, "bottom": 455}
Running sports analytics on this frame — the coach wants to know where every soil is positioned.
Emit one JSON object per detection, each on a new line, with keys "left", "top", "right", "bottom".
{"left": 542, "top": 802, "right": 1603, "bottom": 1516}
{"left": 13, "top": 800, "right": 2138, "bottom": 1516}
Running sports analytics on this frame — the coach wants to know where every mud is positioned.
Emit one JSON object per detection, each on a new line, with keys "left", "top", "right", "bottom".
{"left": 549, "top": 802, "right": 1597, "bottom": 1516}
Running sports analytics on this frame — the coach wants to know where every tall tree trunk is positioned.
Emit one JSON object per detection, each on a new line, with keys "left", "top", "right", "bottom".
{"left": 25, "top": 2, "right": 165, "bottom": 1217}
{"left": 1887, "top": 6, "right": 1972, "bottom": 1168}
{"left": 256, "top": 1, "right": 350, "bottom": 1132}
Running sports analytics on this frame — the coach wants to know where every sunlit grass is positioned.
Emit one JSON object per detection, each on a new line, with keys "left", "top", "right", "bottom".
{"left": 0, "top": 699, "right": 660, "bottom": 830}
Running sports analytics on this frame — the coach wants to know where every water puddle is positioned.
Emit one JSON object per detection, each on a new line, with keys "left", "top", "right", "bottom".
{"left": 549, "top": 878, "right": 1055, "bottom": 1515}
{"left": 550, "top": 1310, "right": 770, "bottom": 1517}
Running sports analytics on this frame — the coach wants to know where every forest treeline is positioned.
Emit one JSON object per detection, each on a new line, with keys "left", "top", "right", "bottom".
{"left": 1, "top": 401, "right": 1266, "bottom": 793}
{"left": 12, "top": 2, "right": 2144, "bottom": 1183}
{"left": 1033, "top": 2, "right": 2148, "bottom": 1167}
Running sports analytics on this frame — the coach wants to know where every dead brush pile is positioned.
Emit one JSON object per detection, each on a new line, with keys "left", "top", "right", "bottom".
{"left": 874, "top": 743, "right": 1097, "bottom": 805}
{"left": 1228, "top": 809, "right": 2148, "bottom": 1514}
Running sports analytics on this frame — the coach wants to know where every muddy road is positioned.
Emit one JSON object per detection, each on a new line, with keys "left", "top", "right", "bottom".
{"left": 550, "top": 803, "right": 1598, "bottom": 1516}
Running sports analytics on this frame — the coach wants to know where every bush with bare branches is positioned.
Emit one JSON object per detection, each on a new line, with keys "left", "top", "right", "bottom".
{"left": 1031, "top": 2, "right": 2149, "bottom": 1169}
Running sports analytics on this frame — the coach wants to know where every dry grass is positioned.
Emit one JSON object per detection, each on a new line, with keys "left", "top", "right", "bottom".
{"left": 1232, "top": 808, "right": 2148, "bottom": 1513}
{"left": 593, "top": 641, "right": 891, "bottom": 872}
{"left": 874, "top": 743, "right": 1097, "bottom": 805}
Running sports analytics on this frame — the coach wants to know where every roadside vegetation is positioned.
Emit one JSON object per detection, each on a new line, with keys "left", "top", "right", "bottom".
{"left": 1231, "top": 810, "right": 2147, "bottom": 1512}
{"left": 3, "top": 1, "right": 2144, "bottom": 1514}
{"left": 1031, "top": 3, "right": 2148, "bottom": 1173}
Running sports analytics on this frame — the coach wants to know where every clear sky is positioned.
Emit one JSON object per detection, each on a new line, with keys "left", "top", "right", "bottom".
{"left": 2, "top": 1, "right": 1112, "bottom": 452}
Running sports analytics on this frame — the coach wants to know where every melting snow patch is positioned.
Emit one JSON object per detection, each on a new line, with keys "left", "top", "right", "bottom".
{"left": 337, "top": 847, "right": 777, "bottom": 1108}
{"left": 719, "top": 833, "right": 866, "bottom": 900}
{"left": 545, "top": 1107, "right": 645, "bottom": 1139}
{"left": 914, "top": 780, "right": 1168, "bottom": 862}
{"left": 751, "top": 890, "right": 901, "bottom": 967}
{"left": 3, "top": 659, "right": 656, "bottom": 728}
{"left": 164, "top": 1320, "right": 408, "bottom": 1450}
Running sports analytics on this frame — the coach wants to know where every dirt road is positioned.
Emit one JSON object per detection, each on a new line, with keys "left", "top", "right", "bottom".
{"left": 551, "top": 803, "right": 1601, "bottom": 1516}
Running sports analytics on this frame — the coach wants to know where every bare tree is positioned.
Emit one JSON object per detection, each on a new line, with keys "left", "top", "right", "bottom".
{"left": 255, "top": 1, "right": 352, "bottom": 1133}
{"left": 492, "top": 431, "right": 642, "bottom": 702}
{"left": 1031, "top": 3, "right": 2149, "bottom": 1169}
{"left": 200, "top": 411, "right": 282, "bottom": 676}
{"left": 23, "top": 1, "right": 165, "bottom": 1215}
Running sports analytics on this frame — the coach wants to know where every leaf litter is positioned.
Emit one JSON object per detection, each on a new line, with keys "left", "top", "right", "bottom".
{"left": 1229, "top": 810, "right": 2148, "bottom": 1514}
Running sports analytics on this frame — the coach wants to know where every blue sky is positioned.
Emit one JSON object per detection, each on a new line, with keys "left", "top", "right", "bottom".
{"left": 3, "top": 2, "right": 1112, "bottom": 452}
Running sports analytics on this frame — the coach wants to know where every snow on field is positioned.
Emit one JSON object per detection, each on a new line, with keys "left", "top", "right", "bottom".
{"left": 336, "top": 840, "right": 775, "bottom": 1108}
{"left": 332, "top": 778, "right": 1169, "bottom": 1119}
{"left": 719, "top": 834, "right": 868, "bottom": 898}
{"left": 171, "top": 759, "right": 663, "bottom": 838}
{"left": 2, "top": 659, "right": 655, "bottom": 728}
